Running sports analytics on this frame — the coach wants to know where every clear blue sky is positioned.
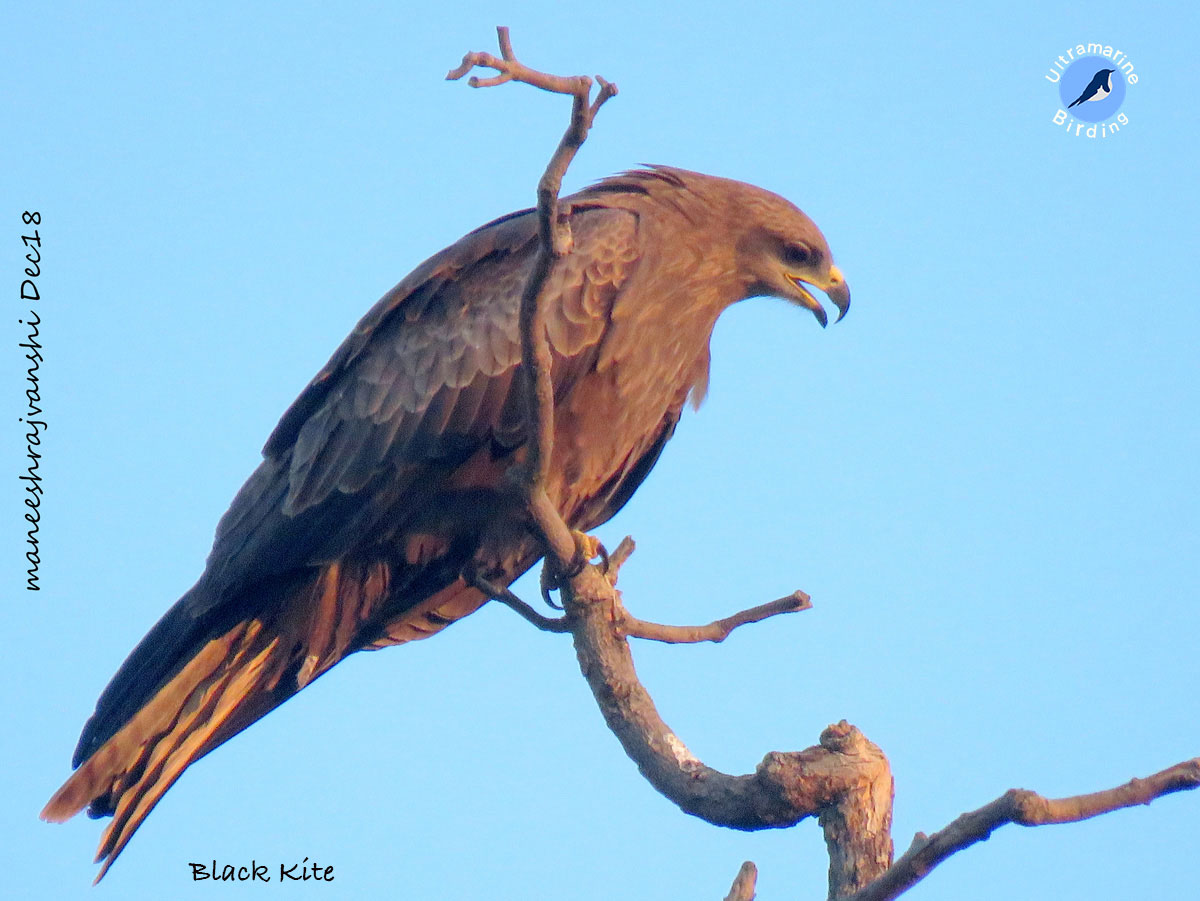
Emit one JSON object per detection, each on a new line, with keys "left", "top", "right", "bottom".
{"left": 4, "top": 2, "right": 1197, "bottom": 899}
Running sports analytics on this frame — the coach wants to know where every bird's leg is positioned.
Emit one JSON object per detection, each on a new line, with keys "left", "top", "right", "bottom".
{"left": 463, "top": 562, "right": 570, "bottom": 632}
{"left": 461, "top": 560, "right": 512, "bottom": 602}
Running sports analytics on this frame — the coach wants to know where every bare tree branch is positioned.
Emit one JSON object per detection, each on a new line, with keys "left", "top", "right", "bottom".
{"left": 448, "top": 26, "right": 617, "bottom": 571}
{"left": 724, "top": 861, "right": 757, "bottom": 901}
{"left": 562, "top": 565, "right": 893, "bottom": 845}
{"left": 477, "top": 557, "right": 810, "bottom": 647}
{"left": 620, "top": 591, "right": 811, "bottom": 644}
{"left": 479, "top": 540, "right": 811, "bottom": 647}
{"left": 606, "top": 535, "right": 637, "bottom": 584}
{"left": 845, "top": 758, "right": 1200, "bottom": 901}
{"left": 816, "top": 722, "right": 895, "bottom": 898}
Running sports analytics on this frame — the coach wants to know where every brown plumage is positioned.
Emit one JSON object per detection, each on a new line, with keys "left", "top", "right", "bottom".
{"left": 41, "top": 166, "right": 850, "bottom": 880}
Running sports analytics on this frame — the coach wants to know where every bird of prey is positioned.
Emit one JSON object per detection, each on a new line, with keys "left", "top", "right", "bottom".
{"left": 42, "top": 166, "right": 849, "bottom": 880}
{"left": 1067, "top": 68, "right": 1116, "bottom": 108}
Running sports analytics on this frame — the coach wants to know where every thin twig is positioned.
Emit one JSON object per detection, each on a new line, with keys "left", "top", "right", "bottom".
{"left": 620, "top": 591, "right": 812, "bottom": 644}
{"left": 845, "top": 758, "right": 1200, "bottom": 901}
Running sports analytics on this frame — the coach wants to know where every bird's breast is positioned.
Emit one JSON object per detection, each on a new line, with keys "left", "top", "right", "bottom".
{"left": 547, "top": 322, "right": 712, "bottom": 529}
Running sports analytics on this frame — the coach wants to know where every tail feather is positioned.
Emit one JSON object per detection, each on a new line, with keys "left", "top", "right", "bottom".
{"left": 42, "top": 626, "right": 246, "bottom": 824}
{"left": 42, "top": 558, "right": 494, "bottom": 881}
{"left": 94, "top": 624, "right": 281, "bottom": 880}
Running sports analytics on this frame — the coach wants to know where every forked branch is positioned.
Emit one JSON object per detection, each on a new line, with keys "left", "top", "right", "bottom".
{"left": 470, "top": 541, "right": 811, "bottom": 645}
{"left": 562, "top": 563, "right": 894, "bottom": 897}
{"left": 845, "top": 757, "right": 1200, "bottom": 901}
{"left": 448, "top": 26, "right": 616, "bottom": 569}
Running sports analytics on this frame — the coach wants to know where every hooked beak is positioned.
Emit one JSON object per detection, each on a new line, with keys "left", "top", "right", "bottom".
{"left": 790, "top": 265, "right": 851, "bottom": 328}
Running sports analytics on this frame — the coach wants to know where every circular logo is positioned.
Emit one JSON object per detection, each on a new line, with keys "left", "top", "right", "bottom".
{"left": 1059, "top": 56, "right": 1126, "bottom": 121}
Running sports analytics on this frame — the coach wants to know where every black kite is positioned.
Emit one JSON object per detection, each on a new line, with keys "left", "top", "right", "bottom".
{"left": 43, "top": 166, "right": 849, "bottom": 879}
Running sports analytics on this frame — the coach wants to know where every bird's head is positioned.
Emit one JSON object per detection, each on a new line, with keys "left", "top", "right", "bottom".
{"left": 733, "top": 191, "right": 850, "bottom": 328}
{"left": 599, "top": 167, "right": 850, "bottom": 326}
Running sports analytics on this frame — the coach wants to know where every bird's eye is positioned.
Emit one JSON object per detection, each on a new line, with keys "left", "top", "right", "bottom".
{"left": 782, "top": 243, "right": 813, "bottom": 268}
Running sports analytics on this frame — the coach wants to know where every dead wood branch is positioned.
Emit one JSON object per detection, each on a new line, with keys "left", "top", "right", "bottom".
{"left": 620, "top": 591, "right": 811, "bottom": 644}
{"left": 563, "top": 564, "right": 893, "bottom": 894}
{"left": 724, "top": 861, "right": 758, "bottom": 901}
{"left": 448, "top": 26, "right": 616, "bottom": 571}
{"left": 606, "top": 535, "right": 637, "bottom": 583}
{"left": 844, "top": 757, "right": 1200, "bottom": 901}
{"left": 478, "top": 545, "right": 810, "bottom": 646}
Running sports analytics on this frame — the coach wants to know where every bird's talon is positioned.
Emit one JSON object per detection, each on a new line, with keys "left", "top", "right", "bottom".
{"left": 596, "top": 541, "right": 610, "bottom": 575}
{"left": 540, "top": 565, "right": 564, "bottom": 610}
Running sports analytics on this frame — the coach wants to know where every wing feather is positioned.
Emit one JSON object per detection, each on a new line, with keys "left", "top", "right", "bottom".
{"left": 271, "top": 205, "right": 638, "bottom": 521}
{"left": 161, "top": 202, "right": 638, "bottom": 605}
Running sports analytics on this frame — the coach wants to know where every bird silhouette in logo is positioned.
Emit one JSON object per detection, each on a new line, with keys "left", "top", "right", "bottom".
{"left": 1068, "top": 68, "right": 1116, "bottom": 108}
